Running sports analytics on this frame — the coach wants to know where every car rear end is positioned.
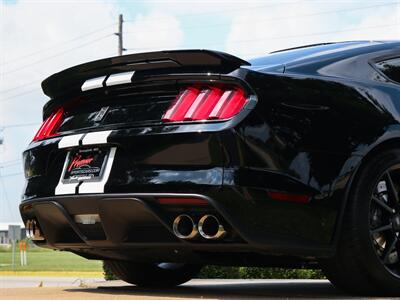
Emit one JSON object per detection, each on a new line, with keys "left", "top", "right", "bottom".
{"left": 20, "top": 50, "right": 268, "bottom": 264}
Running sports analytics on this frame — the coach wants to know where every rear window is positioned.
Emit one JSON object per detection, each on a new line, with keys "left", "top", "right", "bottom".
{"left": 375, "top": 57, "right": 400, "bottom": 84}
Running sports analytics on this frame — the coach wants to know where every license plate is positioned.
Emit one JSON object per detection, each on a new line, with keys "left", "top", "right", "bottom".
{"left": 63, "top": 147, "right": 109, "bottom": 183}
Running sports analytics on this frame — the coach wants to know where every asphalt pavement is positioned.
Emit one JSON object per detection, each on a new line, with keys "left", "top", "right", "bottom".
{"left": 0, "top": 278, "right": 397, "bottom": 299}
{"left": 0, "top": 275, "right": 103, "bottom": 288}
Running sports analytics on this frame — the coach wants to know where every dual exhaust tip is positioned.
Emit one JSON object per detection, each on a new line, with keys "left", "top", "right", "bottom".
{"left": 172, "top": 214, "right": 226, "bottom": 240}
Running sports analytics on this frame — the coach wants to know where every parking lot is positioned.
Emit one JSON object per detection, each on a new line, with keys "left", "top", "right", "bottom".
{"left": 1, "top": 278, "right": 387, "bottom": 299}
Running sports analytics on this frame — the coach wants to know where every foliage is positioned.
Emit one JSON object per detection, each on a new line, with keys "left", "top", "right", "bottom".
{"left": 102, "top": 262, "right": 325, "bottom": 280}
{"left": 103, "top": 261, "right": 116, "bottom": 280}
{"left": 198, "top": 266, "right": 325, "bottom": 279}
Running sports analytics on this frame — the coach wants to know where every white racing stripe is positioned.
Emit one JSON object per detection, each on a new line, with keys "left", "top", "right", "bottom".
{"left": 81, "top": 76, "right": 106, "bottom": 91}
{"left": 55, "top": 182, "right": 79, "bottom": 195}
{"left": 55, "top": 152, "right": 79, "bottom": 195}
{"left": 79, "top": 147, "right": 117, "bottom": 194}
{"left": 81, "top": 130, "right": 112, "bottom": 146}
{"left": 105, "top": 71, "right": 135, "bottom": 86}
{"left": 58, "top": 134, "right": 84, "bottom": 149}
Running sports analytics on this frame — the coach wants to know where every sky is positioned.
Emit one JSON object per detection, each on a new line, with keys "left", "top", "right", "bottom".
{"left": 0, "top": 0, "right": 399, "bottom": 222}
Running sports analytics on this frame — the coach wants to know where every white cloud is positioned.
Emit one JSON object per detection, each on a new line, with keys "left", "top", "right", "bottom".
{"left": 123, "top": 11, "right": 184, "bottom": 53}
{"left": 337, "top": 4, "right": 400, "bottom": 42}
{"left": 224, "top": 1, "right": 400, "bottom": 59}
{"left": 144, "top": 0, "right": 257, "bottom": 15}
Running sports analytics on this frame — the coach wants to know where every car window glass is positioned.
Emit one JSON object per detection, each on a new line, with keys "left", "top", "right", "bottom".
{"left": 375, "top": 57, "right": 400, "bottom": 83}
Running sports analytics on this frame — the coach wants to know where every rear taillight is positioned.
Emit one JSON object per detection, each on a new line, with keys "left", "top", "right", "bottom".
{"left": 32, "top": 107, "right": 64, "bottom": 142}
{"left": 162, "top": 85, "right": 248, "bottom": 123}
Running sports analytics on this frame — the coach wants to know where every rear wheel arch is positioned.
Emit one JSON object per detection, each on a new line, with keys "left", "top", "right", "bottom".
{"left": 359, "top": 138, "right": 400, "bottom": 169}
{"left": 322, "top": 143, "right": 400, "bottom": 295}
{"left": 347, "top": 137, "right": 400, "bottom": 203}
{"left": 333, "top": 138, "right": 400, "bottom": 245}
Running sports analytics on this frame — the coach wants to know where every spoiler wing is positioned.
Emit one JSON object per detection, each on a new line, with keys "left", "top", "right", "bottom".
{"left": 41, "top": 49, "right": 251, "bottom": 99}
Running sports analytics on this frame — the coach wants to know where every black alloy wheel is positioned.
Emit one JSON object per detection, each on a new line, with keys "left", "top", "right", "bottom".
{"left": 370, "top": 167, "right": 400, "bottom": 278}
{"left": 321, "top": 149, "right": 400, "bottom": 296}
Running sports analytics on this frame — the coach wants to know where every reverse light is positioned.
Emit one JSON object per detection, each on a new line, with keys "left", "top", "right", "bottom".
{"left": 74, "top": 214, "right": 101, "bottom": 225}
{"left": 32, "top": 107, "right": 64, "bottom": 142}
{"left": 162, "top": 85, "right": 248, "bottom": 123}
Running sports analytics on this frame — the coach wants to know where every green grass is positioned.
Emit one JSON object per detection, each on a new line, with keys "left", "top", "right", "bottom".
{"left": 0, "top": 246, "right": 102, "bottom": 272}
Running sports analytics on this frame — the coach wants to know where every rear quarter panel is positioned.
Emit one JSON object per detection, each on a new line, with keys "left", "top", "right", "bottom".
{"left": 219, "top": 68, "right": 400, "bottom": 247}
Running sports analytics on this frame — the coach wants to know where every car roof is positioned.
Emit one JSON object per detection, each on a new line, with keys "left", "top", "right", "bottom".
{"left": 248, "top": 41, "right": 400, "bottom": 71}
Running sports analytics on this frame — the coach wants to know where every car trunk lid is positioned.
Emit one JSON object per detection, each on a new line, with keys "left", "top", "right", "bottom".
{"left": 37, "top": 50, "right": 251, "bottom": 138}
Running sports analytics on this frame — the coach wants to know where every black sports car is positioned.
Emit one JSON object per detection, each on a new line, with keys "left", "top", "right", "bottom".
{"left": 20, "top": 41, "right": 400, "bottom": 295}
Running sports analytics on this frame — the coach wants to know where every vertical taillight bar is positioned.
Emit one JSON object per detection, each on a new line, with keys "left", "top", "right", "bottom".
{"left": 183, "top": 89, "right": 210, "bottom": 121}
{"left": 217, "top": 89, "right": 246, "bottom": 119}
{"left": 190, "top": 88, "right": 223, "bottom": 120}
{"left": 161, "top": 87, "right": 200, "bottom": 122}
{"left": 208, "top": 90, "right": 234, "bottom": 119}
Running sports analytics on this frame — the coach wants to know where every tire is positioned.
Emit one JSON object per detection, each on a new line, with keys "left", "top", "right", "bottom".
{"left": 105, "top": 260, "right": 202, "bottom": 287}
{"left": 321, "top": 149, "right": 400, "bottom": 296}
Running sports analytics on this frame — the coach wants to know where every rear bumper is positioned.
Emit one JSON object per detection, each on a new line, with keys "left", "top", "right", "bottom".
{"left": 20, "top": 191, "right": 335, "bottom": 263}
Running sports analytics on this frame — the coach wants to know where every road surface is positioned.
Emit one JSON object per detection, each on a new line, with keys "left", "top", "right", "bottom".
{"left": 0, "top": 278, "right": 393, "bottom": 299}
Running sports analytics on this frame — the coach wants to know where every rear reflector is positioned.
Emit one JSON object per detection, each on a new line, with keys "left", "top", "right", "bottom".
{"left": 32, "top": 107, "right": 64, "bottom": 142}
{"left": 156, "top": 197, "right": 209, "bottom": 206}
{"left": 268, "top": 191, "right": 311, "bottom": 204}
{"left": 162, "top": 85, "right": 247, "bottom": 122}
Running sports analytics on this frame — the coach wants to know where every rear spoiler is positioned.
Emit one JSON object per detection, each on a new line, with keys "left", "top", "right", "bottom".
{"left": 42, "top": 50, "right": 251, "bottom": 99}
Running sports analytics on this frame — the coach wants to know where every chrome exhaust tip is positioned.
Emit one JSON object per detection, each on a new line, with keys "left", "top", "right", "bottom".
{"left": 172, "top": 214, "right": 198, "bottom": 240}
{"left": 25, "top": 219, "right": 45, "bottom": 241}
{"left": 198, "top": 215, "right": 226, "bottom": 240}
